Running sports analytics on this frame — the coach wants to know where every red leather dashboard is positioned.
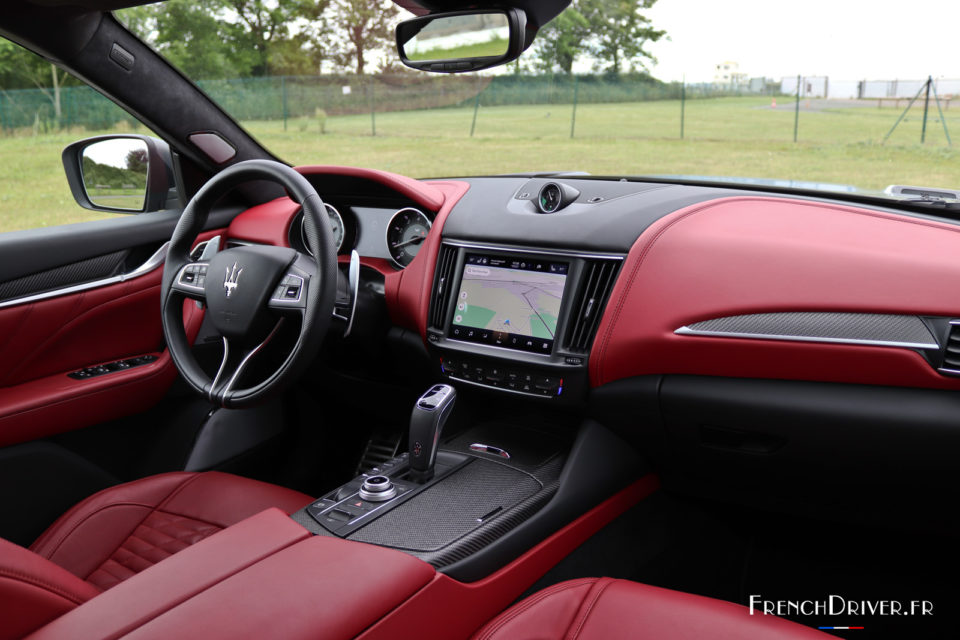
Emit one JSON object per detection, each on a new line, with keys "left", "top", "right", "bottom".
{"left": 591, "top": 196, "right": 960, "bottom": 390}
{"left": 224, "top": 166, "right": 470, "bottom": 337}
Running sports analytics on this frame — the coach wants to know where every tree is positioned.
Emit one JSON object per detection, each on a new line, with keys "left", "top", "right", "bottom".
{"left": 0, "top": 40, "right": 76, "bottom": 122}
{"left": 532, "top": 7, "right": 590, "bottom": 74}
{"left": 531, "top": 0, "right": 664, "bottom": 75}
{"left": 583, "top": 0, "right": 664, "bottom": 74}
{"left": 328, "top": 0, "right": 398, "bottom": 75}
{"left": 120, "top": 1, "right": 247, "bottom": 79}
{"left": 118, "top": 0, "right": 330, "bottom": 79}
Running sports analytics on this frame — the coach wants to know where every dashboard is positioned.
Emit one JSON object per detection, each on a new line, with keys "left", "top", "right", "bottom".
{"left": 222, "top": 164, "right": 960, "bottom": 404}
{"left": 218, "top": 163, "right": 960, "bottom": 526}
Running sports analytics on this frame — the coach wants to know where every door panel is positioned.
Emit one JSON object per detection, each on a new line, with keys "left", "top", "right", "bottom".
{"left": 0, "top": 225, "right": 225, "bottom": 448}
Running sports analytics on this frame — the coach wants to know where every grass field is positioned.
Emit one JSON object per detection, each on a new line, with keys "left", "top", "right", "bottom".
{"left": 2, "top": 96, "right": 960, "bottom": 233}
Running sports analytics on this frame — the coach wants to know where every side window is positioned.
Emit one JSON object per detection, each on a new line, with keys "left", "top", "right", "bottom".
{"left": 0, "top": 38, "right": 168, "bottom": 233}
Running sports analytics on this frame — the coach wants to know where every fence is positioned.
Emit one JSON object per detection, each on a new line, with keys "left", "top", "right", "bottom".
{"left": 0, "top": 74, "right": 758, "bottom": 132}
{"left": 0, "top": 73, "right": 955, "bottom": 146}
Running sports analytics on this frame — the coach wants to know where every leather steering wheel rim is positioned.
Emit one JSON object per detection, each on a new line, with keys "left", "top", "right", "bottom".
{"left": 160, "top": 159, "right": 337, "bottom": 409}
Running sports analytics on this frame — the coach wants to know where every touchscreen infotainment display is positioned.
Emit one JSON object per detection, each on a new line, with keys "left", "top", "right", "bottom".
{"left": 449, "top": 253, "right": 569, "bottom": 353}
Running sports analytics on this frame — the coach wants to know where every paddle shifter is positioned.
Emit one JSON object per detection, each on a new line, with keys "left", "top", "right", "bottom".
{"left": 408, "top": 384, "right": 457, "bottom": 483}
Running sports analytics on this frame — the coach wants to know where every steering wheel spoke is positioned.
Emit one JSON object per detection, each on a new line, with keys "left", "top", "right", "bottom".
{"left": 208, "top": 320, "right": 286, "bottom": 406}
{"left": 171, "top": 261, "right": 209, "bottom": 301}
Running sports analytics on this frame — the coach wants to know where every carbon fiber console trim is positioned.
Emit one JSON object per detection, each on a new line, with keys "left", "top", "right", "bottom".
{"left": 676, "top": 311, "right": 938, "bottom": 349}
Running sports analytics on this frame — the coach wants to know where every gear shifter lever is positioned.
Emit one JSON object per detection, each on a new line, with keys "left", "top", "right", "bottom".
{"left": 408, "top": 384, "right": 456, "bottom": 483}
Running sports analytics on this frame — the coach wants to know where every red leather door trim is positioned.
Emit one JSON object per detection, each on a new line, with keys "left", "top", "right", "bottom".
{"left": 0, "top": 231, "right": 220, "bottom": 446}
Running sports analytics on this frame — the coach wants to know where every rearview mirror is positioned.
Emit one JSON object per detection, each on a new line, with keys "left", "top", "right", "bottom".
{"left": 62, "top": 134, "right": 179, "bottom": 213}
{"left": 396, "top": 9, "right": 528, "bottom": 73}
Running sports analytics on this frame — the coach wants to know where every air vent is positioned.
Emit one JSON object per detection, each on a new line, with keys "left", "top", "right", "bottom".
{"left": 429, "top": 244, "right": 458, "bottom": 329}
{"left": 563, "top": 258, "right": 622, "bottom": 352}
{"left": 940, "top": 322, "right": 960, "bottom": 374}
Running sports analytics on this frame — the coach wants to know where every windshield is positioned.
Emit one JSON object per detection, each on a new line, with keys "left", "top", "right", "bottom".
{"left": 107, "top": 0, "right": 955, "bottom": 197}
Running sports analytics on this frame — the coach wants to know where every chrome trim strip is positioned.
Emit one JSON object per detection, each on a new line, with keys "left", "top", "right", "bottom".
{"left": 218, "top": 319, "right": 286, "bottom": 404}
{"left": 441, "top": 240, "right": 625, "bottom": 261}
{"left": 445, "top": 336, "right": 554, "bottom": 358}
{"left": 0, "top": 241, "right": 170, "bottom": 309}
{"left": 674, "top": 326, "right": 938, "bottom": 350}
{"left": 208, "top": 337, "right": 231, "bottom": 404}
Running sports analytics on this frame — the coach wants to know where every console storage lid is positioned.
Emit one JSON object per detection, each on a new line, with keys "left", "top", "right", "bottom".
{"left": 29, "top": 508, "right": 436, "bottom": 640}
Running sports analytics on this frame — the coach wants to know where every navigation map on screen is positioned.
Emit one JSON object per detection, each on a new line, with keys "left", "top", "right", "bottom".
{"left": 450, "top": 254, "right": 568, "bottom": 353}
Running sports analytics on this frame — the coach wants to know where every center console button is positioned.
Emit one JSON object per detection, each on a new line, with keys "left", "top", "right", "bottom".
{"left": 327, "top": 508, "right": 352, "bottom": 522}
{"left": 359, "top": 475, "right": 398, "bottom": 501}
{"left": 485, "top": 367, "right": 505, "bottom": 382}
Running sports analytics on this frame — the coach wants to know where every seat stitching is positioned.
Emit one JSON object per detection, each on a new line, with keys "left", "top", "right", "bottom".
{"left": 34, "top": 501, "right": 169, "bottom": 561}
{"left": 474, "top": 578, "right": 599, "bottom": 640}
{"left": 34, "top": 475, "right": 194, "bottom": 561}
{"left": 565, "top": 577, "right": 614, "bottom": 640}
{"left": 155, "top": 473, "right": 207, "bottom": 511}
{"left": 0, "top": 567, "right": 95, "bottom": 605}
{"left": 150, "top": 508, "right": 230, "bottom": 530}
{"left": 88, "top": 561, "right": 128, "bottom": 583}
{"left": 84, "top": 535, "right": 307, "bottom": 640}
{"left": 83, "top": 513, "right": 224, "bottom": 588}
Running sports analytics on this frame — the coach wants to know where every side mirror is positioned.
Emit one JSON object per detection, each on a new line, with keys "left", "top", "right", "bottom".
{"left": 62, "top": 135, "right": 179, "bottom": 213}
{"left": 396, "top": 9, "right": 529, "bottom": 73}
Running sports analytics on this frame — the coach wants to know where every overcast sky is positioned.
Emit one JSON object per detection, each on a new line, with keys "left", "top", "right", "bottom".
{"left": 641, "top": 0, "right": 960, "bottom": 82}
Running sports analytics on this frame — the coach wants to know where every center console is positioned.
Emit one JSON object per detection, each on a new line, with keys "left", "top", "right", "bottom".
{"left": 291, "top": 385, "right": 645, "bottom": 583}
{"left": 424, "top": 241, "right": 624, "bottom": 403}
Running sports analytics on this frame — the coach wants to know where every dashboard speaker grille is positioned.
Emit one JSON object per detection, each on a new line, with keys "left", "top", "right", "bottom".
{"left": 429, "top": 244, "right": 458, "bottom": 330}
{"left": 563, "top": 258, "right": 622, "bottom": 353}
{"left": 941, "top": 322, "right": 960, "bottom": 372}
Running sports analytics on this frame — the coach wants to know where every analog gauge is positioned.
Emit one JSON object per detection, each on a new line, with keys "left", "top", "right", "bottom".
{"left": 386, "top": 207, "right": 431, "bottom": 268}
{"left": 301, "top": 203, "right": 345, "bottom": 255}
{"left": 538, "top": 183, "right": 563, "bottom": 213}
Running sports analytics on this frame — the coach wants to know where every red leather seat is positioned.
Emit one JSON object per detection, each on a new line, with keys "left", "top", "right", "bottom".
{"left": 473, "top": 577, "right": 834, "bottom": 640}
{"left": 0, "top": 471, "right": 311, "bottom": 640}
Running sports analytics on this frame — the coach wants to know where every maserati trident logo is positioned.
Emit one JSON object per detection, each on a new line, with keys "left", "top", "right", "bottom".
{"left": 223, "top": 262, "right": 243, "bottom": 298}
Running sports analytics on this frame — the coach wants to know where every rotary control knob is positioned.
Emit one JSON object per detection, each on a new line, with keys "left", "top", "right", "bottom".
{"left": 359, "top": 475, "right": 398, "bottom": 502}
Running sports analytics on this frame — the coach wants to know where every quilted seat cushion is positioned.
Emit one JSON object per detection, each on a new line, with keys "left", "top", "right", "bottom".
{"left": 84, "top": 511, "right": 222, "bottom": 590}
{"left": 30, "top": 471, "right": 313, "bottom": 590}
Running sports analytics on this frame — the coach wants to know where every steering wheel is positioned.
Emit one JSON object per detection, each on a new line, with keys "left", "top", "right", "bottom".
{"left": 161, "top": 160, "right": 336, "bottom": 409}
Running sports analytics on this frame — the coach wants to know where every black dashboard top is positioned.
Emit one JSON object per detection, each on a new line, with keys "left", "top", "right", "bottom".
{"left": 440, "top": 178, "right": 749, "bottom": 253}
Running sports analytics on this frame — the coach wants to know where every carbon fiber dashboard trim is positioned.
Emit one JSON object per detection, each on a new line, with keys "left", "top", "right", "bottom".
{"left": 676, "top": 311, "right": 938, "bottom": 349}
